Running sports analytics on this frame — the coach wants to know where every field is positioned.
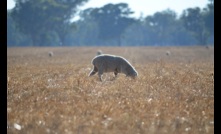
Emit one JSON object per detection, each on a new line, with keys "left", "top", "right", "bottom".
{"left": 7, "top": 46, "right": 214, "bottom": 134}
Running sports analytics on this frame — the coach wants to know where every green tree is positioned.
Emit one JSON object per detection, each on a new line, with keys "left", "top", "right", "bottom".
{"left": 123, "top": 9, "right": 196, "bottom": 46}
{"left": 143, "top": 9, "right": 195, "bottom": 45}
{"left": 82, "top": 3, "right": 136, "bottom": 46}
{"left": 7, "top": 11, "right": 32, "bottom": 46}
{"left": 66, "top": 19, "right": 99, "bottom": 46}
{"left": 181, "top": 7, "right": 208, "bottom": 45}
{"left": 123, "top": 21, "right": 147, "bottom": 46}
{"left": 11, "top": 0, "right": 88, "bottom": 46}
{"left": 145, "top": 9, "right": 178, "bottom": 45}
{"left": 203, "top": 1, "right": 214, "bottom": 44}
{"left": 7, "top": 11, "right": 20, "bottom": 46}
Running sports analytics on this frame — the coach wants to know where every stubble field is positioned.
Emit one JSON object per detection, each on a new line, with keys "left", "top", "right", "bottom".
{"left": 7, "top": 46, "right": 214, "bottom": 134}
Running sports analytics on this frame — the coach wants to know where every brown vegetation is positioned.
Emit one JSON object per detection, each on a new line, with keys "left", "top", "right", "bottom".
{"left": 7, "top": 46, "right": 214, "bottom": 134}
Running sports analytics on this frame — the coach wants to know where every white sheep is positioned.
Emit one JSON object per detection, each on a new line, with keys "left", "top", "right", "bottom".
{"left": 205, "top": 45, "right": 210, "bottom": 49}
{"left": 166, "top": 51, "right": 171, "bottom": 56}
{"left": 89, "top": 54, "right": 138, "bottom": 81}
{"left": 48, "top": 51, "right": 54, "bottom": 57}
{"left": 97, "top": 50, "right": 103, "bottom": 55}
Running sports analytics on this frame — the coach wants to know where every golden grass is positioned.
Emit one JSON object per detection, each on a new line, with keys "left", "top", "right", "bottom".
{"left": 7, "top": 46, "right": 214, "bottom": 134}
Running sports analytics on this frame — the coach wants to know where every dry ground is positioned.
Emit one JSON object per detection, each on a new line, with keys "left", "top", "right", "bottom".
{"left": 7, "top": 46, "right": 214, "bottom": 134}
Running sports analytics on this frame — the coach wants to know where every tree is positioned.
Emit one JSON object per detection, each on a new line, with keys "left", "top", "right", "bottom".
{"left": 123, "top": 9, "right": 197, "bottom": 46}
{"left": 66, "top": 19, "right": 99, "bottom": 46}
{"left": 7, "top": 11, "right": 32, "bottom": 46}
{"left": 181, "top": 7, "right": 208, "bottom": 45}
{"left": 143, "top": 9, "right": 194, "bottom": 45}
{"left": 123, "top": 21, "right": 147, "bottom": 46}
{"left": 145, "top": 9, "right": 178, "bottom": 45}
{"left": 11, "top": 0, "right": 88, "bottom": 46}
{"left": 81, "top": 3, "right": 136, "bottom": 46}
{"left": 203, "top": 1, "right": 214, "bottom": 44}
{"left": 7, "top": 11, "right": 21, "bottom": 46}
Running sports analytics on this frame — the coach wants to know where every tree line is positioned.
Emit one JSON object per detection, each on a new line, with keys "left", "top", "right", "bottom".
{"left": 7, "top": 0, "right": 214, "bottom": 46}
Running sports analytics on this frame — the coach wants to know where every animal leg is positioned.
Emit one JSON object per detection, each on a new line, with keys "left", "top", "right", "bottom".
{"left": 111, "top": 69, "right": 118, "bottom": 81}
{"left": 98, "top": 68, "right": 104, "bottom": 81}
{"left": 89, "top": 66, "right": 98, "bottom": 76}
{"left": 114, "top": 69, "right": 118, "bottom": 77}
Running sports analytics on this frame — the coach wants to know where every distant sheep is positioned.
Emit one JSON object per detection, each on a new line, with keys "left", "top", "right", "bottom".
{"left": 97, "top": 50, "right": 103, "bottom": 55}
{"left": 89, "top": 54, "right": 138, "bottom": 81}
{"left": 166, "top": 51, "right": 171, "bottom": 56}
{"left": 48, "top": 51, "right": 54, "bottom": 57}
{"left": 205, "top": 45, "right": 210, "bottom": 49}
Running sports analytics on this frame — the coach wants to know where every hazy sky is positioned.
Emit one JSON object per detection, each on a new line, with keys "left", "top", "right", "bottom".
{"left": 7, "top": 0, "right": 209, "bottom": 18}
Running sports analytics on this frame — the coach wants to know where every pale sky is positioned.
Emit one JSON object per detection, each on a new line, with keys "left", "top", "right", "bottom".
{"left": 7, "top": 0, "right": 209, "bottom": 18}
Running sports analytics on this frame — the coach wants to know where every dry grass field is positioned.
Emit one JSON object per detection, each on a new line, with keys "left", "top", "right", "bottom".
{"left": 7, "top": 46, "right": 214, "bottom": 134}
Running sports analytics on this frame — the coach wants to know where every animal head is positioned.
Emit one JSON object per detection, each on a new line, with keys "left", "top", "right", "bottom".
{"left": 125, "top": 66, "right": 138, "bottom": 79}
